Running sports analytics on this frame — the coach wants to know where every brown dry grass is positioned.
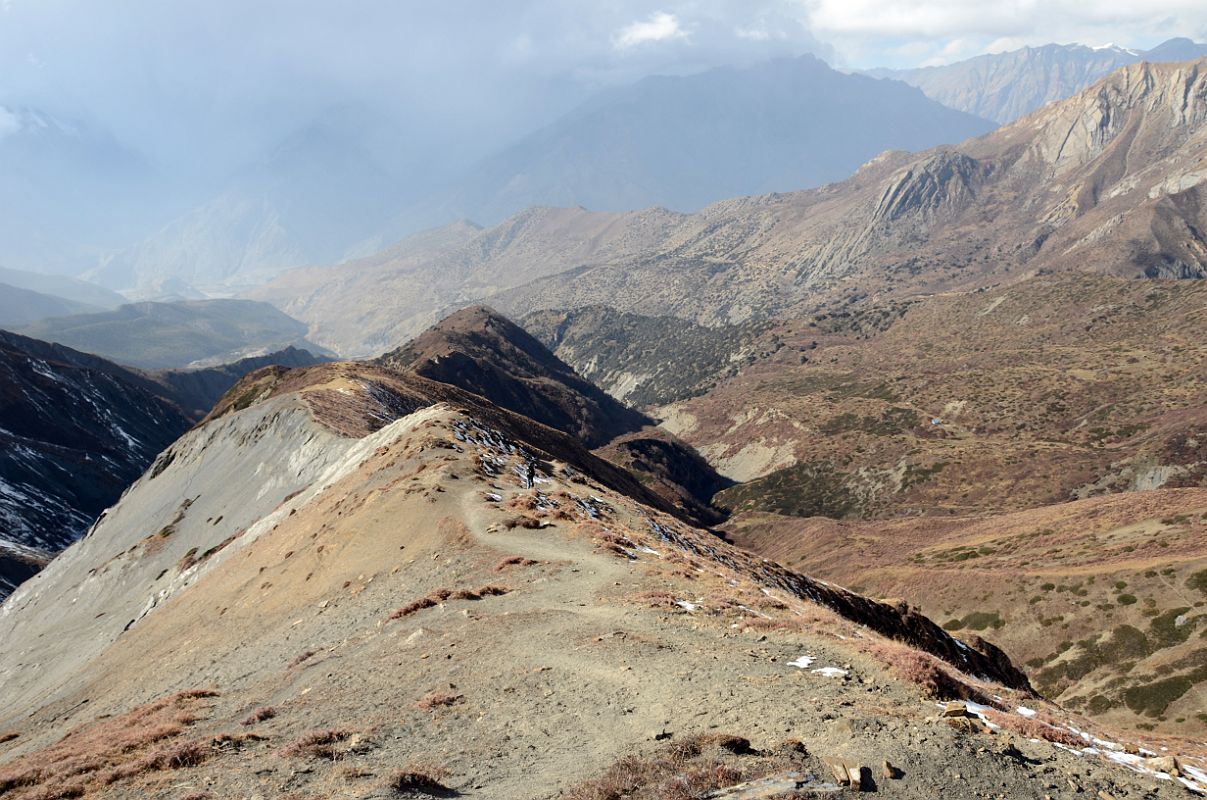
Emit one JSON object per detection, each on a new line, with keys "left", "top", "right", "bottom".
{"left": 289, "top": 650, "right": 316, "bottom": 668}
{"left": 564, "top": 733, "right": 792, "bottom": 800}
{"left": 388, "top": 585, "right": 509, "bottom": 619}
{"left": 241, "top": 707, "right": 276, "bottom": 726}
{"left": 982, "top": 710, "right": 1086, "bottom": 747}
{"left": 0, "top": 689, "right": 218, "bottom": 799}
{"left": 388, "top": 762, "right": 451, "bottom": 793}
{"left": 414, "top": 692, "right": 461, "bottom": 710}
{"left": 631, "top": 590, "right": 680, "bottom": 609}
{"left": 493, "top": 556, "right": 537, "bottom": 572}
{"left": 866, "top": 641, "right": 995, "bottom": 705}
{"left": 280, "top": 729, "right": 355, "bottom": 761}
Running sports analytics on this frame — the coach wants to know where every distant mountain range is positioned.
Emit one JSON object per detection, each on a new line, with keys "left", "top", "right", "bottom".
{"left": 256, "top": 58, "right": 1207, "bottom": 358}
{"left": 392, "top": 55, "right": 995, "bottom": 233}
{"left": 0, "top": 266, "right": 126, "bottom": 310}
{"left": 83, "top": 109, "right": 414, "bottom": 297}
{"left": 13, "top": 298, "right": 334, "bottom": 368}
{"left": 871, "top": 37, "right": 1207, "bottom": 123}
{"left": 70, "top": 55, "right": 994, "bottom": 299}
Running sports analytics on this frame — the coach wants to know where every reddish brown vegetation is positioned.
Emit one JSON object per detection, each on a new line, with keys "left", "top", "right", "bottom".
{"left": 0, "top": 690, "right": 218, "bottom": 799}
{"left": 503, "top": 515, "right": 543, "bottom": 530}
{"left": 280, "top": 729, "right": 355, "bottom": 760}
{"left": 414, "top": 692, "right": 462, "bottom": 710}
{"left": 867, "top": 642, "right": 995, "bottom": 705}
{"left": 493, "top": 556, "right": 537, "bottom": 572}
{"left": 388, "top": 762, "right": 452, "bottom": 793}
{"left": 388, "top": 585, "right": 509, "bottom": 619}
{"left": 241, "top": 707, "right": 276, "bottom": 726}
{"left": 982, "top": 710, "right": 1086, "bottom": 747}
{"left": 564, "top": 733, "right": 791, "bottom": 800}
{"left": 631, "top": 590, "right": 680, "bottom": 609}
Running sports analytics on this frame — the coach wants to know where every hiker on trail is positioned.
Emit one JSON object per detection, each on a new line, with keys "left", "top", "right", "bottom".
{"left": 525, "top": 462, "right": 536, "bottom": 489}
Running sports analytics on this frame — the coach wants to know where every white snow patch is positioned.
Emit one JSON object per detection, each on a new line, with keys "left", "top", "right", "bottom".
{"left": 675, "top": 600, "right": 697, "bottom": 611}
{"left": 811, "top": 667, "right": 848, "bottom": 678}
{"left": 1016, "top": 706, "right": 1036, "bottom": 718}
{"left": 787, "top": 654, "right": 815, "bottom": 669}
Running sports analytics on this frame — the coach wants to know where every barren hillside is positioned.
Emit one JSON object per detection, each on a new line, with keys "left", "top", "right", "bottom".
{"left": 2, "top": 361, "right": 1201, "bottom": 797}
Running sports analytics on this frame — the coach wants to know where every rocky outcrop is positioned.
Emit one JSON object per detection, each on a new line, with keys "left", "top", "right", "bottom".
{"left": 871, "top": 151, "right": 990, "bottom": 224}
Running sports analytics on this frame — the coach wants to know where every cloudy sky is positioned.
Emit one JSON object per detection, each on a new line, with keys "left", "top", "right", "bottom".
{"left": 1, "top": 0, "right": 1206, "bottom": 179}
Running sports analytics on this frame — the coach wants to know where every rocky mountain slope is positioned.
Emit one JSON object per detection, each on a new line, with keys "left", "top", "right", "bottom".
{"left": 726, "top": 489, "right": 1207, "bottom": 737}
{"left": 144, "top": 346, "right": 330, "bottom": 419}
{"left": 0, "top": 332, "right": 192, "bottom": 557}
{"left": 654, "top": 272, "right": 1206, "bottom": 507}
{"left": 2, "top": 358, "right": 1202, "bottom": 798}
{"left": 249, "top": 207, "right": 683, "bottom": 357}
{"left": 256, "top": 58, "right": 1207, "bottom": 357}
{"left": 870, "top": 39, "right": 1207, "bottom": 124}
{"left": 379, "top": 306, "right": 728, "bottom": 525}
{"left": 521, "top": 306, "right": 769, "bottom": 408}
{"left": 483, "top": 58, "right": 1207, "bottom": 325}
{"left": 379, "top": 306, "right": 650, "bottom": 448}
{"left": 15, "top": 298, "right": 333, "bottom": 369}
{"left": 0, "top": 331, "right": 329, "bottom": 600}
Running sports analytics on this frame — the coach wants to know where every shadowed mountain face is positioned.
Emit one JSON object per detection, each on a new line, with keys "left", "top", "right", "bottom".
{"left": 377, "top": 307, "right": 732, "bottom": 526}
{"left": 0, "top": 332, "right": 192, "bottom": 556}
{"left": 0, "top": 331, "right": 330, "bottom": 599}
{"left": 378, "top": 305, "right": 651, "bottom": 449}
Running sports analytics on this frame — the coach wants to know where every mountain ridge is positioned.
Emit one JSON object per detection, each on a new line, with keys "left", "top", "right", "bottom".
{"left": 255, "top": 57, "right": 1207, "bottom": 358}
{"left": 871, "top": 38, "right": 1207, "bottom": 124}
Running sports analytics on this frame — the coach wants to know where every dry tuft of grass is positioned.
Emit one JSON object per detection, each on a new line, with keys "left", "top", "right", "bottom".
{"left": 289, "top": 650, "right": 316, "bottom": 668}
{"left": 631, "top": 590, "right": 680, "bottom": 609}
{"left": 982, "top": 710, "right": 1086, "bottom": 747}
{"left": 0, "top": 690, "right": 218, "bottom": 799}
{"left": 867, "top": 641, "right": 995, "bottom": 705}
{"left": 414, "top": 692, "right": 462, "bottom": 711}
{"left": 389, "top": 586, "right": 509, "bottom": 619}
{"left": 242, "top": 707, "right": 276, "bottom": 726}
{"left": 388, "top": 762, "right": 452, "bottom": 794}
{"left": 502, "top": 515, "right": 544, "bottom": 530}
{"left": 280, "top": 729, "right": 355, "bottom": 761}
{"left": 493, "top": 556, "right": 537, "bottom": 572}
{"left": 563, "top": 733, "right": 790, "bottom": 800}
